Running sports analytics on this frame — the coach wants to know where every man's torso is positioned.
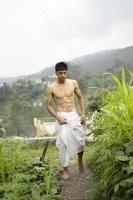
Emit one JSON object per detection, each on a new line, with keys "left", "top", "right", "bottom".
{"left": 51, "top": 79, "right": 76, "bottom": 112}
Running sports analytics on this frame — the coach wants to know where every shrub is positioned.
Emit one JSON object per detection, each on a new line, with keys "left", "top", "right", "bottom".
{"left": 0, "top": 140, "right": 61, "bottom": 200}
{"left": 89, "top": 69, "right": 133, "bottom": 200}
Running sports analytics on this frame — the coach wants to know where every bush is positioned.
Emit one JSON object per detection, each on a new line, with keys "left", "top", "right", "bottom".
{"left": 88, "top": 69, "right": 133, "bottom": 200}
{"left": 0, "top": 140, "right": 61, "bottom": 200}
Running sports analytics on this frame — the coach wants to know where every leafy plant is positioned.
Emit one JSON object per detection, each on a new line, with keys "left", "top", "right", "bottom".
{"left": 0, "top": 140, "right": 61, "bottom": 200}
{"left": 88, "top": 69, "right": 133, "bottom": 199}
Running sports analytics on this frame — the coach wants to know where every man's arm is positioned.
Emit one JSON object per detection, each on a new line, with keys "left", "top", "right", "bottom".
{"left": 45, "top": 85, "right": 57, "bottom": 119}
{"left": 74, "top": 80, "right": 86, "bottom": 124}
{"left": 45, "top": 85, "right": 67, "bottom": 124}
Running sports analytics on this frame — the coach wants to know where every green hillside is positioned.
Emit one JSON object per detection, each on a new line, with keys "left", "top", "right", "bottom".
{"left": 27, "top": 45, "right": 133, "bottom": 79}
{"left": 35, "top": 45, "right": 133, "bottom": 76}
{"left": 0, "top": 45, "right": 133, "bottom": 84}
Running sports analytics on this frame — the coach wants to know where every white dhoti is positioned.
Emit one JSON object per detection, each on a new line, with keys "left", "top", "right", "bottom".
{"left": 55, "top": 110, "right": 85, "bottom": 167}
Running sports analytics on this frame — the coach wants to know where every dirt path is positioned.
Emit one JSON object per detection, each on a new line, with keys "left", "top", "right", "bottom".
{"left": 60, "top": 166, "right": 93, "bottom": 200}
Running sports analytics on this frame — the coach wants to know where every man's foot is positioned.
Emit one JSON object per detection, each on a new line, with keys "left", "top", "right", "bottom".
{"left": 78, "top": 159, "right": 84, "bottom": 173}
{"left": 62, "top": 170, "right": 70, "bottom": 180}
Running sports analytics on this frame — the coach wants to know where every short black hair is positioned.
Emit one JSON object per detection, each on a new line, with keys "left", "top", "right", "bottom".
{"left": 55, "top": 62, "right": 68, "bottom": 72}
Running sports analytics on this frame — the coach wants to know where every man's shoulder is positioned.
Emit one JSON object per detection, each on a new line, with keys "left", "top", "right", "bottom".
{"left": 47, "top": 81, "right": 56, "bottom": 88}
{"left": 67, "top": 79, "right": 77, "bottom": 84}
{"left": 67, "top": 79, "right": 78, "bottom": 88}
{"left": 46, "top": 82, "right": 56, "bottom": 93}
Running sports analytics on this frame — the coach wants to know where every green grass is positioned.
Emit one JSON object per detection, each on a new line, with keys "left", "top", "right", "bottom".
{"left": 27, "top": 142, "right": 93, "bottom": 167}
{"left": 0, "top": 140, "right": 62, "bottom": 200}
{"left": 24, "top": 142, "right": 94, "bottom": 169}
{"left": 21, "top": 142, "right": 60, "bottom": 166}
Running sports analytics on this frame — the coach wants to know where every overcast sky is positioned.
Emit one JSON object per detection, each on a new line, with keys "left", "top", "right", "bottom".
{"left": 0, "top": 0, "right": 133, "bottom": 77}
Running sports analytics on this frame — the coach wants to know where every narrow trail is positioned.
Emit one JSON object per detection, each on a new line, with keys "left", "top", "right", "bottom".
{"left": 60, "top": 166, "right": 93, "bottom": 200}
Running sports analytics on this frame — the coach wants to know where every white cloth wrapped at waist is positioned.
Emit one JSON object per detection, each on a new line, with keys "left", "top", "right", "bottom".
{"left": 55, "top": 110, "right": 85, "bottom": 167}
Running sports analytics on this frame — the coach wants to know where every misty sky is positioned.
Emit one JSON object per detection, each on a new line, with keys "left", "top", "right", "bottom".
{"left": 0, "top": 0, "right": 133, "bottom": 77}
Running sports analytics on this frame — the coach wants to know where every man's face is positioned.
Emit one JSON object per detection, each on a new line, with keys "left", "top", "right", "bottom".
{"left": 56, "top": 70, "right": 68, "bottom": 82}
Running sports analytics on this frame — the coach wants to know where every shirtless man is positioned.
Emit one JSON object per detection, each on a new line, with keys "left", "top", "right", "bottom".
{"left": 45, "top": 62, "right": 86, "bottom": 180}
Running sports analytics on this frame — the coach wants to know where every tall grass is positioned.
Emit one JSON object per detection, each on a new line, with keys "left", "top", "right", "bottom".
{"left": 88, "top": 69, "right": 133, "bottom": 200}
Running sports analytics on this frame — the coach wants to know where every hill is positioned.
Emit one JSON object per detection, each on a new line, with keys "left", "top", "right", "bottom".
{"left": 72, "top": 45, "right": 133, "bottom": 73}
{"left": 0, "top": 45, "right": 133, "bottom": 84}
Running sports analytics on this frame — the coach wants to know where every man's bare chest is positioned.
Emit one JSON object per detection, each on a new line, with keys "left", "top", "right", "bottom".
{"left": 53, "top": 83, "right": 75, "bottom": 98}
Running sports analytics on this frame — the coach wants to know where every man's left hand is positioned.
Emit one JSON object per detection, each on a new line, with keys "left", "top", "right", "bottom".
{"left": 80, "top": 114, "right": 86, "bottom": 125}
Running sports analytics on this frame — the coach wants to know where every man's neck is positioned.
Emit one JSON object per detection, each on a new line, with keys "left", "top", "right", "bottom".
{"left": 57, "top": 79, "right": 67, "bottom": 84}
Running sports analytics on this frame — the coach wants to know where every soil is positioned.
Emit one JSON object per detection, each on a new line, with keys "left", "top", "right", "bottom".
{"left": 60, "top": 166, "right": 94, "bottom": 200}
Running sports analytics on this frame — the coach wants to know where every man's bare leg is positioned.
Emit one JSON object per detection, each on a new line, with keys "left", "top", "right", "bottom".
{"left": 78, "top": 151, "right": 84, "bottom": 173}
{"left": 62, "top": 167, "right": 70, "bottom": 180}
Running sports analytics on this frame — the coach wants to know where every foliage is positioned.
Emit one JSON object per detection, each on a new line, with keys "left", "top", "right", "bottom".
{"left": 0, "top": 79, "right": 49, "bottom": 136}
{"left": 88, "top": 69, "right": 133, "bottom": 200}
{"left": 0, "top": 140, "right": 61, "bottom": 200}
{"left": 87, "top": 88, "right": 107, "bottom": 112}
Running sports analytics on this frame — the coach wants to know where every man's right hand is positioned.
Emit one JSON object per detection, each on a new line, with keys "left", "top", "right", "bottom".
{"left": 56, "top": 115, "right": 67, "bottom": 125}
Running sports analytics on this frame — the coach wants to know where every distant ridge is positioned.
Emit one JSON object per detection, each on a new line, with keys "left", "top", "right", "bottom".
{"left": 0, "top": 45, "right": 133, "bottom": 84}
